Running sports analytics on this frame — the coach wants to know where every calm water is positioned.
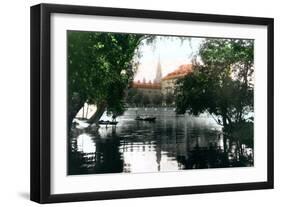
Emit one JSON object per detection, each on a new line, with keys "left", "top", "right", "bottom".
{"left": 68, "top": 108, "right": 253, "bottom": 175}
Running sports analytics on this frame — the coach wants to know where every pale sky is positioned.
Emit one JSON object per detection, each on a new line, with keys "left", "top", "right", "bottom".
{"left": 134, "top": 36, "right": 204, "bottom": 82}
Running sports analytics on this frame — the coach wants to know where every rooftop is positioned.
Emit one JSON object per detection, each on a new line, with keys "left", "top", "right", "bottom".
{"left": 162, "top": 64, "right": 192, "bottom": 81}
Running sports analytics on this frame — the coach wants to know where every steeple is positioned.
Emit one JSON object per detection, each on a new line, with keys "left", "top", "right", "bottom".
{"left": 154, "top": 56, "right": 162, "bottom": 83}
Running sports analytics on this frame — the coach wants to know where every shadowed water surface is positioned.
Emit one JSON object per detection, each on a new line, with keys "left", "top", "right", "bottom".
{"left": 68, "top": 108, "right": 253, "bottom": 175}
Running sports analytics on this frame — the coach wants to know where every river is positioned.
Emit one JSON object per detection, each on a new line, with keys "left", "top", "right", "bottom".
{"left": 68, "top": 107, "right": 253, "bottom": 175}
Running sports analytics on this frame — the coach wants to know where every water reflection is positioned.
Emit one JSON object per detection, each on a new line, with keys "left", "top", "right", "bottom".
{"left": 68, "top": 108, "right": 253, "bottom": 175}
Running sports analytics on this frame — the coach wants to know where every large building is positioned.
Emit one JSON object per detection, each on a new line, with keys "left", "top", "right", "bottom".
{"left": 161, "top": 64, "right": 192, "bottom": 95}
{"left": 131, "top": 80, "right": 161, "bottom": 97}
{"left": 130, "top": 60, "right": 192, "bottom": 105}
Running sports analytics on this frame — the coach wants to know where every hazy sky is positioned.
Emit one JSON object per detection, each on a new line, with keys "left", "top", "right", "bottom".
{"left": 134, "top": 36, "right": 203, "bottom": 82}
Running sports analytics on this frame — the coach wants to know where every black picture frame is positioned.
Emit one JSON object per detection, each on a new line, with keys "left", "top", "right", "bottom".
{"left": 30, "top": 3, "right": 274, "bottom": 204}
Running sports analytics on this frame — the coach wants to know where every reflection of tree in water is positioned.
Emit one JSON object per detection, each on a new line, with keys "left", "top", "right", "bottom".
{"left": 177, "top": 129, "right": 254, "bottom": 169}
{"left": 68, "top": 113, "right": 254, "bottom": 174}
{"left": 68, "top": 127, "right": 123, "bottom": 175}
{"left": 92, "top": 128, "right": 123, "bottom": 174}
{"left": 68, "top": 129, "right": 86, "bottom": 175}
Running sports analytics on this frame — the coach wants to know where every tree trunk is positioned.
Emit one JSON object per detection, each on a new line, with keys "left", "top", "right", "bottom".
{"left": 221, "top": 108, "right": 229, "bottom": 153}
{"left": 86, "top": 104, "right": 89, "bottom": 119}
{"left": 68, "top": 94, "right": 85, "bottom": 133}
{"left": 87, "top": 102, "right": 107, "bottom": 124}
{"left": 222, "top": 114, "right": 227, "bottom": 127}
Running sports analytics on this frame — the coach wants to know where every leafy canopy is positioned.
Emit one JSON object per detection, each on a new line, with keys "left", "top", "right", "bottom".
{"left": 68, "top": 31, "right": 144, "bottom": 120}
{"left": 176, "top": 39, "right": 254, "bottom": 126}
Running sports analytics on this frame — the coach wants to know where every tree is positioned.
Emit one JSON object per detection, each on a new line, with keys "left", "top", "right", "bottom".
{"left": 125, "top": 88, "right": 138, "bottom": 106}
{"left": 68, "top": 31, "right": 146, "bottom": 129}
{"left": 151, "top": 93, "right": 163, "bottom": 106}
{"left": 131, "top": 91, "right": 144, "bottom": 107}
{"left": 142, "top": 94, "right": 151, "bottom": 107}
{"left": 165, "top": 92, "right": 175, "bottom": 106}
{"left": 176, "top": 39, "right": 254, "bottom": 128}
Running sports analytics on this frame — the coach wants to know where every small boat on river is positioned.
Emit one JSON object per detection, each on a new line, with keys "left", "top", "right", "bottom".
{"left": 98, "top": 120, "right": 118, "bottom": 125}
{"left": 135, "top": 116, "right": 156, "bottom": 122}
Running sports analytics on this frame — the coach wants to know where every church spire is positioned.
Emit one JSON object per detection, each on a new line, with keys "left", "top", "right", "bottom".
{"left": 154, "top": 55, "right": 162, "bottom": 83}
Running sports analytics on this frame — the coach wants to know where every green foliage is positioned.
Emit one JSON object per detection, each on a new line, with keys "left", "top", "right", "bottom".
{"left": 151, "top": 93, "right": 163, "bottom": 106}
{"left": 176, "top": 39, "right": 254, "bottom": 127}
{"left": 125, "top": 88, "right": 138, "bottom": 106}
{"left": 68, "top": 31, "right": 145, "bottom": 123}
{"left": 126, "top": 89, "right": 165, "bottom": 107}
{"left": 132, "top": 91, "right": 144, "bottom": 107}
{"left": 165, "top": 92, "right": 175, "bottom": 106}
{"left": 142, "top": 94, "right": 151, "bottom": 106}
{"left": 225, "top": 121, "right": 254, "bottom": 148}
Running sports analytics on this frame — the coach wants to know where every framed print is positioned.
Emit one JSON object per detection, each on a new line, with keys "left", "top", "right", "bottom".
{"left": 30, "top": 3, "right": 274, "bottom": 203}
